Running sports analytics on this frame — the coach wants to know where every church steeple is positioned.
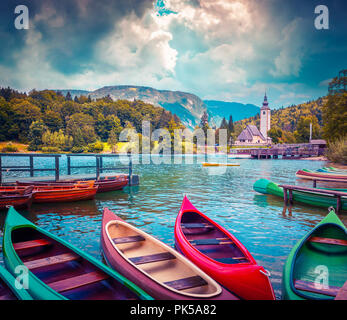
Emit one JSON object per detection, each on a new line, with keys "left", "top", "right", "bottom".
{"left": 260, "top": 92, "right": 271, "bottom": 139}
{"left": 261, "top": 91, "right": 270, "bottom": 110}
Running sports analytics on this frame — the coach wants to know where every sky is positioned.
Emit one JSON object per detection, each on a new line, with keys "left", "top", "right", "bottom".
{"left": 0, "top": 0, "right": 346, "bottom": 108}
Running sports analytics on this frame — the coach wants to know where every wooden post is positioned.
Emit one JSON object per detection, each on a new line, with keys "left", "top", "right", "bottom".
{"left": 55, "top": 156, "right": 60, "bottom": 181}
{"left": 67, "top": 156, "right": 71, "bottom": 175}
{"left": 100, "top": 156, "right": 103, "bottom": 174}
{"left": 29, "top": 155, "right": 34, "bottom": 177}
{"left": 289, "top": 189, "right": 293, "bottom": 205}
{"left": 336, "top": 196, "right": 341, "bottom": 214}
{"left": 283, "top": 187, "right": 288, "bottom": 205}
{"left": 128, "top": 154, "right": 133, "bottom": 186}
{"left": 96, "top": 156, "right": 100, "bottom": 180}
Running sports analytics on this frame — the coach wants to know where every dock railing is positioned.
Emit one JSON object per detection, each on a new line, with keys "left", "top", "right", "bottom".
{"left": 0, "top": 153, "right": 135, "bottom": 185}
{"left": 0, "top": 153, "right": 61, "bottom": 184}
{"left": 66, "top": 154, "right": 133, "bottom": 182}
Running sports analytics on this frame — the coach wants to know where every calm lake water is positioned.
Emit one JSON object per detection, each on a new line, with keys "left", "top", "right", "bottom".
{"left": 0, "top": 154, "right": 346, "bottom": 299}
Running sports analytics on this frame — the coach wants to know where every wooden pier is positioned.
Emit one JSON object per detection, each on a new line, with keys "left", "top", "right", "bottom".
{"left": 0, "top": 153, "right": 139, "bottom": 186}
{"left": 279, "top": 184, "right": 347, "bottom": 214}
{"left": 249, "top": 143, "right": 325, "bottom": 159}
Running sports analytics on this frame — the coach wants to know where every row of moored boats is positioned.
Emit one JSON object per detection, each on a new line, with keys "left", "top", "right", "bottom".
{"left": 0, "top": 175, "right": 129, "bottom": 210}
{"left": 254, "top": 166, "right": 347, "bottom": 300}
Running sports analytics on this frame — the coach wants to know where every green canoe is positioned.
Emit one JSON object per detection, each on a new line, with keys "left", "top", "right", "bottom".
{"left": 2, "top": 207, "right": 153, "bottom": 300}
{"left": 282, "top": 210, "right": 347, "bottom": 300}
{"left": 0, "top": 264, "right": 33, "bottom": 300}
{"left": 253, "top": 179, "right": 347, "bottom": 211}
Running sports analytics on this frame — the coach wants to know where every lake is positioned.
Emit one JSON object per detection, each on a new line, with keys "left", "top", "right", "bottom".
{"left": 0, "top": 154, "right": 346, "bottom": 299}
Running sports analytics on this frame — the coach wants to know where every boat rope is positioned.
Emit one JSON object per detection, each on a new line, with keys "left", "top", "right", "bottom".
{"left": 259, "top": 269, "right": 271, "bottom": 277}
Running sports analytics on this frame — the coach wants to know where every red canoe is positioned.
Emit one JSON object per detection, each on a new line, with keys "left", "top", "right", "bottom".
{"left": 101, "top": 207, "right": 239, "bottom": 300}
{"left": 175, "top": 196, "right": 276, "bottom": 300}
{"left": 0, "top": 186, "right": 33, "bottom": 210}
{"left": 16, "top": 175, "right": 128, "bottom": 193}
{"left": 296, "top": 170, "right": 347, "bottom": 181}
{"left": 31, "top": 182, "right": 97, "bottom": 203}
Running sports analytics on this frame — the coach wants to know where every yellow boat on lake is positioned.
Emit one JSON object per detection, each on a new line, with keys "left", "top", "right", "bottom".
{"left": 202, "top": 162, "right": 240, "bottom": 167}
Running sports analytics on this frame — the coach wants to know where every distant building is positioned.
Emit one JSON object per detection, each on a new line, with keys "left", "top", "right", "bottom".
{"left": 235, "top": 93, "right": 272, "bottom": 146}
{"left": 260, "top": 93, "right": 271, "bottom": 139}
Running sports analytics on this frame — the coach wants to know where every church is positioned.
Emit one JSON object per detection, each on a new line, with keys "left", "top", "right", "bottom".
{"left": 234, "top": 93, "right": 272, "bottom": 146}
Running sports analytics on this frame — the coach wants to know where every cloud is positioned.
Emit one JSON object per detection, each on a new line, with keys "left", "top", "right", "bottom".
{"left": 270, "top": 18, "right": 307, "bottom": 77}
{"left": 0, "top": 0, "right": 345, "bottom": 108}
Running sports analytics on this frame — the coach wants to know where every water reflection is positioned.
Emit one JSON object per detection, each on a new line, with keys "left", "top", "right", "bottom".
{"left": 0, "top": 156, "right": 345, "bottom": 300}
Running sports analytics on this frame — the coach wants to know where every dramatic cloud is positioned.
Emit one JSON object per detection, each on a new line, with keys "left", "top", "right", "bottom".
{"left": 0, "top": 0, "right": 346, "bottom": 107}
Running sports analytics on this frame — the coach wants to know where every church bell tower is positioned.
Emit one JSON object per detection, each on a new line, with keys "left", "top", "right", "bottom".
{"left": 260, "top": 92, "right": 271, "bottom": 139}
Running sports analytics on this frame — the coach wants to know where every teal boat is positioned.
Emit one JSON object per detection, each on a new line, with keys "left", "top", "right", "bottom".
{"left": 253, "top": 179, "right": 347, "bottom": 211}
{"left": 2, "top": 207, "right": 153, "bottom": 300}
{"left": 0, "top": 264, "right": 33, "bottom": 300}
{"left": 282, "top": 210, "right": 347, "bottom": 300}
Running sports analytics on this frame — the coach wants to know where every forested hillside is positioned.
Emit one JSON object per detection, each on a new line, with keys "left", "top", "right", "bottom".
{"left": 0, "top": 87, "right": 182, "bottom": 153}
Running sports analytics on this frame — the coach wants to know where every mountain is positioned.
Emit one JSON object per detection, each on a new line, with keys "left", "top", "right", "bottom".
{"left": 56, "top": 85, "right": 261, "bottom": 129}
{"left": 56, "top": 89, "right": 90, "bottom": 97}
{"left": 204, "top": 100, "right": 260, "bottom": 126}
{"left": 89, "top": 85, "right": 207, "bottom": 128}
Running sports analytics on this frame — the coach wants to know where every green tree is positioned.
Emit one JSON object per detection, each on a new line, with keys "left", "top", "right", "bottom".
{"left": 322, "top": 92, "right": 347, "bottom": 141}
{"left": 107, "top": 129, "right": 118, "bottom": 153}
{"left": 28, "top": 120, "right": 47, "bottom": 151}
{"left": 268, "top": 126, "right": 283, "bottom": 144}
{"left": 294, "top": 116, "right": 321, "bottom": 143}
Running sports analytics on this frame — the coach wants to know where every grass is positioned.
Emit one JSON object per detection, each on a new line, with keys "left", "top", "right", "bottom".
{"left": 325, "top": 136, "right": 347, "bottom": 165}
{"left": 0, "top": 141, "right": 28, "bottom": 153}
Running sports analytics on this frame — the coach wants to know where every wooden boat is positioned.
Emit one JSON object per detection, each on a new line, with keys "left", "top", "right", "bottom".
{"left": 282, "top": 209, "right": 347, "bottom": 300}
{"left": 17, "top": 175, "right": 128, "bottom": 193}
{"left": 227, "top": 154, "right": 251, "bottom": 159}
{"left": 253, "top": 179, "right": 347, "bottom": 211}
{"left": 202, "top": 162, "right": 240, "bottom": 167}
{"left": 0, "top": 264, "right": 33, "bottom": 300}
{"left": 30, "top": 182, "right": 97, "bottom": 203}
{"left": 175, "top": 196, "right": 275, "bottom": 300}
{"left": 296, "top": 169, "right": 347, "bottom": 182}
{"left": 101, "top": 207, "right": 238, "bottom": 300}
{"left": 2, "top": 207, "right": 152, "bottom": 300}
{"left": 0, "top": 186, "right": 33, "bottom": 210}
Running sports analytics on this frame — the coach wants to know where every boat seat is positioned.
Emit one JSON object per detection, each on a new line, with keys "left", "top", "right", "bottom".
{"left": 214, "top": 257, "right": 248, "bottom": 264}
{"left": 24, "top": 252, "right": 80, "bottom": 270}
{"left": 13, "top": 239, "right": 51, "bottom": 251}
{"left": 309, "top": 236, "right": 347, "bottom": 246}
{"left": 164, "top": 275, "right": 208, "bottom": 291}
{"left": 294, "top": 279, "right": 340, "bottom": 297}
{"left": 48, "top": 271, "right": 109, "bottom": 293}
{"left": 189, "top": 238, "right": 233, "bottom": 246}
{"left": 129, "top": 252, "right": 176, "bottom": 265}
{"left": 112, "top": 235, "right": 145, "bottom": 245}
{"left": 181, "top": 223, "right": 213, "bottom": 229}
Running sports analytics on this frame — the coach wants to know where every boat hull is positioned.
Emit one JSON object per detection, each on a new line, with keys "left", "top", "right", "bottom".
{"left": 32, "top": 188, "right": 97, "bottom": 203}
{"left": 282, "top": 210, "right": 347, "bottom": 300}
{"left": 0, "top": 186, "right": 33, "bottom": 210}
{"left": 175, "top": 196, "right": 275, "bottom": 300}
{"left": 202, "top": 163, "right": 240, "bottom": 167}
{"left": 253, "top": 179, "right": 347, "bottom": 211}
{"left": 296, "top": 170, "right": 347, "bottom": 181}
{"left": 2, "top": 207, "right": 152, "bottom": 300}
{"left": 0, "top": 265, "right": 33, "bottom": 300}
{"left": 17, "top": 175, "right": 128, "bottom": 193}
{"left": 101, "top": 208, "right": 237, "bottom": 300}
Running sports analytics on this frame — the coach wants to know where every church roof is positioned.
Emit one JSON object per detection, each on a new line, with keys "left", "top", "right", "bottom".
{"left": 237, "top": 125, "right": 266, "bottom": 141}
